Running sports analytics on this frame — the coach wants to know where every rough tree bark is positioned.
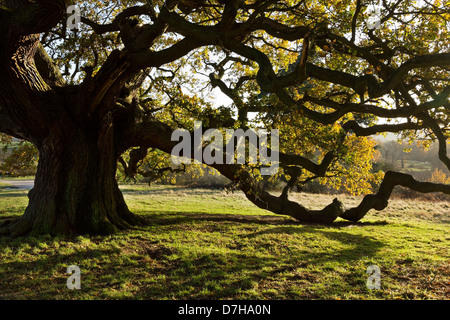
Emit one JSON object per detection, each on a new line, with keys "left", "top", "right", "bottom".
{"left": 0, "top": 0, "right": 144, "bottom": 236}
{"left": 0, "top": 0, "right": 449, "bottom": 236}
{"left": 129, "top": 120, "right": 450, "bottom": 226}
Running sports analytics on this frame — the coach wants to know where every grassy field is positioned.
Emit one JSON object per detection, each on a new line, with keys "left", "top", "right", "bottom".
{"left": 0, "top": 176, "right": 35, "bottom": 180}
{"left": 0, "top": 183, "right": 448, "bottom": 300}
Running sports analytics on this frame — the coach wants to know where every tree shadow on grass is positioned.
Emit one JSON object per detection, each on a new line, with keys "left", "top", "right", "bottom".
{"left": 142, "top": 212, "right": 300, "bottom": 227}
{"left": 133, "top": 212, "right": 387, "bottom": 299}
{"left": 141, "top": 211, "right": 389, "bottom": 228}
{"left": 136, "top": 232, "right": 384, "bottom": 299}
{"left": 0, "top": 215, "right": 21, "bottom": 226}
{"left": 0, "top": 184, "right": 18, "bottom": 190}
{"left": 0, "top": 242, "right": 122, "bottom": 299}
{"left": 0, "top": 191, "right": 28, "bottom": 198}
{"left": 247, "top": 225, "right": 385, "bottom": 263}
{"left": 0, "top": 211, "right": 389, "bottom": 300}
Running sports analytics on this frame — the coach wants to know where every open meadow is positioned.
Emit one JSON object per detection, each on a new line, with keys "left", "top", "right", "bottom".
{"left": 0, "top": 182, "right": 448, "bottom": 300}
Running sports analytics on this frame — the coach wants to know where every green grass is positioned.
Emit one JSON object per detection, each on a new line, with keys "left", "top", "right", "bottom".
{"left": 0, "top": 175, "right": 35, "bottom": 181}
{"left": 0, "top": 181, "right": 18, "bottom": 189}
{"left": 0, "top": 184, "right": 448, "bottom": 300}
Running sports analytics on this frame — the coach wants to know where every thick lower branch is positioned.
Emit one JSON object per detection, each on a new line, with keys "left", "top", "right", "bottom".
{"left": 340, "top": 171, "right": 450, "bottom": 222}
{"left": 213, "top": 163, "right": 345, "bottom": 224}
{"left": 127, "top": 120, "right": 346, "bottom": 223}
{"left": 127, "top": 120, "right": 450, "bottom": 225}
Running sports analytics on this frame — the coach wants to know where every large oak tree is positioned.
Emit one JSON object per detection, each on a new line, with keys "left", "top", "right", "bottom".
{"left": 0, "top": 0, "right": 449, "bottom": 236}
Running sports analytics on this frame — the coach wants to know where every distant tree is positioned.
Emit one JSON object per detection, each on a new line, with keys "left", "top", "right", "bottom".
{"left": 429, "top": 168, "right": 450, "bottom": 185}
{"left": 0, "top": 0, "right": 449, "bottom": 236}
{"left": 0, "top": 140, "right": 38, "bottom": 176}
{"left": 378, "top": 140, "right": 407, "bottom": 168}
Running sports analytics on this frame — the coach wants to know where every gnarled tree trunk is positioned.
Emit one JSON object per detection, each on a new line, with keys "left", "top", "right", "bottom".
{"left": 1, "top": 109, "right": 144, "bottom": 236}
{"left": 1, "top": 0, "right": 449, "bottom": 237}
{"left": 0, "top": 0, "right": 144, "bottom": 236}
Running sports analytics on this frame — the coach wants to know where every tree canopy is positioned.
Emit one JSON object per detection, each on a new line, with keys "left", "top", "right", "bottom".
{"left": 0, "top": 0, "right": 449, "bottom": 236}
